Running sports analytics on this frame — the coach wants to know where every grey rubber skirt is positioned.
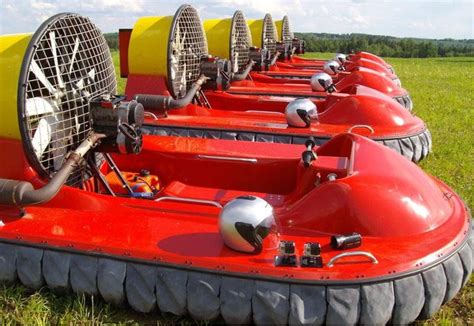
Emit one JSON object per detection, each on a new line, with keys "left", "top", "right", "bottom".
{"left": 0, "top": 228, "right": 471, "bottom": 325}
{"left": 142, "top": 126, "right": 432, "bottom": 163}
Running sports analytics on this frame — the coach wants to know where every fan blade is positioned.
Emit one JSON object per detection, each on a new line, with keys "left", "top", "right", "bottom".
{"left": 68, "top": 37, "right": 80, "bottom": 74}
{"left": 50, "top": 31, "right": 65, "bottom": 89}
{"left": 75, "top": 78, "right": 84, "bottom": 90}
{"left": 233, "top": 52, "right": 239, "bottom": 73}
{"left": 51, "top": 114, "right": 71, "bottom": 170}
{"left": 175, "top": 24, "right": 181, "bottom": 52}
{"left": 75, "top": 68, "right": 96, "bottom": 91}
{"left": 31, "top": 116, "right": 56, "bottom": 158}
{"left": 30, "top": 59, "right": 57, "bottom": 94}
{"left": 180, "top": 30, "right": 186, "bottom": 51}
{"left": 88, "top": 68, "right": 95, "bottom": 81}
{"left": 180, "top": 62, "right": 187, "bottom": 91}
{"left": 25, "top": 97, "right": 57, "bottom": 117}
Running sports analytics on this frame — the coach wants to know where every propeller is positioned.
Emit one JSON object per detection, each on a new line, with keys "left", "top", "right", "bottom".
{"left": 68, "top": 37, "right": 80, "bottom": 74}
{"left": 26, "top": 32, "right": 95, "bottom": 169}
{"left": 180, "top": 62, "right": 187, "bottom": 93}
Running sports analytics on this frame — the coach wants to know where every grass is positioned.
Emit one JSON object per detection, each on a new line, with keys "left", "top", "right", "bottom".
{"left": 0, "top": 52, "right": 472, "bottom": 324}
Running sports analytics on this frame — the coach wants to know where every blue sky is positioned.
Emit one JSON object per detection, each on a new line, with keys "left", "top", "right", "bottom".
{"left": 1, "top": 0, "right": 473, "bottom": 39}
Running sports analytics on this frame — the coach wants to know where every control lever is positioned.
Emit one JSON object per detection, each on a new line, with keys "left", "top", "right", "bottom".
{"left": 302, "top": 137, "right": 317, "bottom": 167}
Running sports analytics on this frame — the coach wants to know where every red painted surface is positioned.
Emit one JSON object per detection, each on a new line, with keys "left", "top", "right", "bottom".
{"left": 277, "top": 57, "right": 394, "bottom": 78}
{"left": 0, "top": 135, "right": 469, "bottom": 282}
{"left": 124, "top": 73, "right": 424, "bottom": 140}
{"left": 247, "top": 67, "right": 404, "bottom": 97}
{"left": 118, "top": 29, "right": 132, "bottom": 78}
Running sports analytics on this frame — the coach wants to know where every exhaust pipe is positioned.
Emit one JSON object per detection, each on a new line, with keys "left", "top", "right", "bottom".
{"left": 0, "top": 133, "right": 104, "bottom": 207}
{"left": 134, "top": 75, "right": 208, "bottom": 113}
{"left": 231, "top": 60, "right": 255, "bottom": 81}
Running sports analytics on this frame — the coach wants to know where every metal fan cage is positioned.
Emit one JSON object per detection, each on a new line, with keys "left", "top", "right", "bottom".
{"left": 281, "top": 16, "right": 294, "bottom": 46}
{"left": 18, "top": 13, "right": 116, "bottom": 186}
{"left": 262, "top": 14, "right": 277, "bottom": 55}
{"left": 230, "top": 11, "right": 251, "bottom": 73}
{"left": 168, "top": 5, "right": 208, "bottom": 99}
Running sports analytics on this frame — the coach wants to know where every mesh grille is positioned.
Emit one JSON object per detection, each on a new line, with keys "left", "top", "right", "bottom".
{"left": 262, "top": 14, "right": 277, "bottom": 55}
{"left": 231, "top": 11, "right": 250, "bottom": 73}
{"left": 22, "top": 13, "right": 116, "bottom": 186}
{"left": 169, "top": 6, "right": 208, "bottom": 99}
{"left": 281, "top": 16, "right": 294, "bottom": 46}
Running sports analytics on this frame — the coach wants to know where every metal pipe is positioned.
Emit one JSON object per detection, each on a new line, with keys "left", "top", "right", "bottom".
{"left": 231, "top": 60, "right": 255, "bottom": 81}
{"left": 155, "top": 196, "right": 222, "bottom": 208}
{"left": 134, "top": 75, "right": 208, "bottom": 112}
{"left": 0, "top": 133, "right": 104, "bottom": 207}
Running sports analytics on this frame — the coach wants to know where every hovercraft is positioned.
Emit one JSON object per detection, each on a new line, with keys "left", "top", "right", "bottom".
{"left": 121, "top": 6, "right": 429, "bottom": 162}
{"left": 0, "top": 13, "right": 472, "bottom": 325}
{"left": 236, "top": 13, "right": 409, "bottom": 107}
{"left": 273, "top": 15, "right": 398, "bottom": 81}
{"left": 118, "top": 10, "right": 412, "bottom": 111}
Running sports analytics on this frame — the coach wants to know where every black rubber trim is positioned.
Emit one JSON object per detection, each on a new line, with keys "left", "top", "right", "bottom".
{"left": 141, "top": 124, "right": 431, "bottom": 162}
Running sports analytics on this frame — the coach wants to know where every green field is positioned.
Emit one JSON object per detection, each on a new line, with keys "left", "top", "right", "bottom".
{"left": 0, "top": 53, "right": 472, "bottom": 324}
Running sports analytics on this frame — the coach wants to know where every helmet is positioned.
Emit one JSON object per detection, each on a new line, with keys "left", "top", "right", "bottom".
{"left": 285, "top": 98, "right": 318, "bottom": 128}
{"left": 334, "top": 53, "right": 347, "bottom": 65}
{"left": 219, "top": 196, "right": 279, "bottom": 254}
{"left": 392, "top": 77, "right": 402, "bottom": 87}
{"left": 323, "top": 60, "right": 340, "bottom": 75}
{"left": 311, "top": 72, "right": 333, "bottom": 92}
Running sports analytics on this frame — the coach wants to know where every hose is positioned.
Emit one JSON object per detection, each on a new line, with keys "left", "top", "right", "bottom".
{"left": 0, "top": 133, "right": 104, "bottom": 207}
{"left": 231, "top": 60, "right": 255, "bottom": 81}
{"left": 134, "top": 75, "right": 208, "bottom": 112}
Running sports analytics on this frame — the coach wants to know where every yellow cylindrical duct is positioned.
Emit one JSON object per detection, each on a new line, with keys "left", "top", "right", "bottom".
{"left": 247, "top": 14, "right": 277, "bottom": 54}
{"left": 275, "top": 15, "right": 294, "bottom": 42}
{"left": 204, "top": 11, "right": 251, "bottom": 72}
{"left": 128, "top": 16, "right": 173, "bottom": 76}
{"left": 275, "top": 20, "right": 283, "bottom": 41}
{"left": 247, "top": 19, "right": 264, "bottom": 48}
{"left": 0, "top": 33, "right": 32, "bottom": 140}
{"left": 128, "top": 5, "right": 209, "bottom": 98}
{"left": 204, "top": 18, "right": 232, "bottom": 60}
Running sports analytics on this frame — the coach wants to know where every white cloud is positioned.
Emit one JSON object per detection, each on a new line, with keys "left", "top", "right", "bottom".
{"left": 0, "top": 0, "right": 472, "bottom": 39}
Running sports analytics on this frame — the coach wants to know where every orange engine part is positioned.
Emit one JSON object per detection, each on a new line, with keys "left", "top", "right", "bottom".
{"left": 105, "top": 171, "right": 160, "bottom": 195}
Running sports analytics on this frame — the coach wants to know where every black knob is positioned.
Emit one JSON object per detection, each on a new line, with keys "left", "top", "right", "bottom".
{"left": 305, "top": 137, "right": 316, "bottom": 148}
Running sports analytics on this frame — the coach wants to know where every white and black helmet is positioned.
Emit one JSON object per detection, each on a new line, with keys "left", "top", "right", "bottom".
{"left": 219, "top": 196, "right": 279, "bottom": 254}
{"left": 285, "top": 98, "right": 318, "bottom": 128}
{"left": 323, "top": 60, "right": 340, "bottom": 75}
{"left": 311, "top": 72, "right": 334, "bottom": 92}
{"left": 334, "top": 53, "right": 347, "bottom": 65}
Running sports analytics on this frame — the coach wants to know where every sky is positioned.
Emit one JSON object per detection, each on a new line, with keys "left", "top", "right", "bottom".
{"left": 0, "top": 0, "right": 473, "bottom": 39}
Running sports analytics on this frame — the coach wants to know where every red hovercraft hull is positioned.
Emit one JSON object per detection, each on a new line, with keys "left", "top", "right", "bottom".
{"left": 274, "top": 54, "right": 397, "bottom": 79}
{"left": 125, "top": 75, "right": 430, "bottom": 163}
{"left": 0, "top": 134, "right": 471, "bottom": 324}
{"left": 242, "top": 65, "right": 406, "bottom": 104}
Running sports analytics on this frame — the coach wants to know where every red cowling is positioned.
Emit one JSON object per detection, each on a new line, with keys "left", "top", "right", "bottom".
{"left": 0, "top": 133, "right": 468, "bottom": 282}
{"left": 348, "top": 51, "right": 391, "bottom": 68}
{"left": 276, "top": 57, "right": 396, "bottom": 79}
{"left": 235, "top": 67, "right": 406, "bottom": 98}
{"left": 124, "top": 69, "right": 423, "bottom": 141}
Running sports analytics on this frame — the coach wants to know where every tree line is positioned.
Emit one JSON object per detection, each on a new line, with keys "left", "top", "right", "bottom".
{"left": 296, "top": 33, "right": 474, "bottom": 58}
{"left": 104, "top": 32, "right": 474, "bottom": 58}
